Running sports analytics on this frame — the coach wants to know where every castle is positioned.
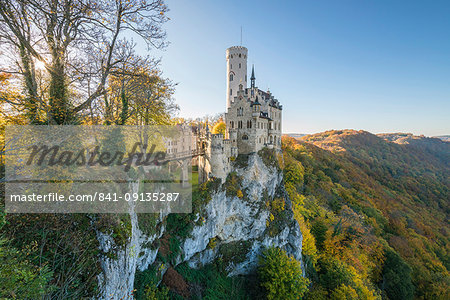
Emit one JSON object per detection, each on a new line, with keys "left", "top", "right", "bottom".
{"left": 197, "top": 46, "right": 283, "bottom": 183}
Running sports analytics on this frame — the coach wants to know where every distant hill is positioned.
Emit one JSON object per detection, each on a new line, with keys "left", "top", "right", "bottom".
{"left": 434, "top": 135, "right": 450, "bottom": 142}
{"left": 285, "top": 133, "right": 307, "bottom": 139}
{"left": 282, "top": 129, "right": 449, "bottom": 299}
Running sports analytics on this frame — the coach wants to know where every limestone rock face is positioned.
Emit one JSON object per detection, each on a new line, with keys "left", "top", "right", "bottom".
{"left": 184, "top": 154, "right": 302, "bottom": 275}
{"left": 97, "top": 153, "right": 303, "bottom": 299}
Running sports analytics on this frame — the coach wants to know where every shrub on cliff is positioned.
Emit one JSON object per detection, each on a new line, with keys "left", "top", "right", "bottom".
{"left": 258, "top": 247, "right": 309, "bottom": 300}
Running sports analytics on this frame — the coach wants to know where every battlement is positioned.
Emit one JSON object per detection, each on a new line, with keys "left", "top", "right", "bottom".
{"left": 226, "top": 46, "right": 248, "bottom": 53}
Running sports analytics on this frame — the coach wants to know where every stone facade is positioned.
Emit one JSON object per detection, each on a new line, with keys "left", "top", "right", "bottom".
{"left": 199, "top": 46, "right": 283, "bottom": 182}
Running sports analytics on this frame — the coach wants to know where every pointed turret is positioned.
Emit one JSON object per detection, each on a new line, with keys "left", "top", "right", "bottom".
{"left": 250, "top": 64, "right": 256, "bottom": 88}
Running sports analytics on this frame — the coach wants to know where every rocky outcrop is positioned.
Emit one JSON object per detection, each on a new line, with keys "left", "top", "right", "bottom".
{"left": 97, "top": 153, "right": 303, "bottom": 299}
{"left": 183, "top": 154, "right": 302, "bottom": 275}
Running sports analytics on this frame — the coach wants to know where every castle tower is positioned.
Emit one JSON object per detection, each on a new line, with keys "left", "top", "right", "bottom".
{"left": 226, "top": 46, "right": 248, "bottom": 109}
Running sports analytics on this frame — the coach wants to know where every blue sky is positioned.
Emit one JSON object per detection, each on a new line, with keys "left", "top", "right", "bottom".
{"left": 150, "top": 0, "right": 450, "bottom": 136}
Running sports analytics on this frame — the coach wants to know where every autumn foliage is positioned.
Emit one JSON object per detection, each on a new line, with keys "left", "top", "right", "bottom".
{"left": 282, "top": 131, "right": 449, "bottom": 299}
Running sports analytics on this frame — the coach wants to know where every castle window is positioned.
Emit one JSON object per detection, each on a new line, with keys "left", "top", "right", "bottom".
{"left": 239, "top": 54, "right": 241, "bottom": 58}
{"left": 245, "top": 75, "right": 247, "bottom": 81}
{"left": 230, "top": 64, "right": 232, "bottom": 69}
{"left": 230, "top": 121, "right": 234, "bottom": 128}
{"left": 242, "top": 134, "right": 248, "bottom": 140}
{"left": 230, "top": 89, "right": 232, "bottom": 96}
{"left": 239, "top": 63, "right": 241, "bottom": 68}
{"left": 230, "top": 74, "right": 234, "bottom": 81}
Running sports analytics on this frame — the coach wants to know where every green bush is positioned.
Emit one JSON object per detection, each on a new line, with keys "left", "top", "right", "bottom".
{"left": 258, "top": 247, "right": 309, "bottom": 300}
{"left": 134, "top": 267, "right": 169, "bottom": 300}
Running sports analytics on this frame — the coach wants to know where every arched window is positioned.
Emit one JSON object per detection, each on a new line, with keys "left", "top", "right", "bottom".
{"left": 242, "top": 134, "right": 248, "bottom": 140}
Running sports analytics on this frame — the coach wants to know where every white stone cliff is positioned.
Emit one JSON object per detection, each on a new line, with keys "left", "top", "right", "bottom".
{"left": 96, "top": 153, "right": 304, "bottom": 299}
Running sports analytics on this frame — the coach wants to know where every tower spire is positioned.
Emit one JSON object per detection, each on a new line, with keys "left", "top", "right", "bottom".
{"left": 250, "top": 64, "right": 255, "bottom": 88}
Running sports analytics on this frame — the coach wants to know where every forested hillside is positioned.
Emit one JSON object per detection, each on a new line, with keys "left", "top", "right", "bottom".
{"left": 282, "top": 130, "right": 449, "bottom": 299}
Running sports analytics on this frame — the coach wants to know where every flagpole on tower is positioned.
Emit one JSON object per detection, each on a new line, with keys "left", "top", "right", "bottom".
{"left": 240, "top": 26, "right": 242, "bottom": 45}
